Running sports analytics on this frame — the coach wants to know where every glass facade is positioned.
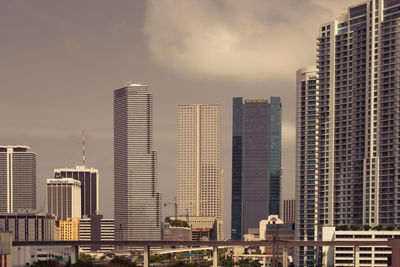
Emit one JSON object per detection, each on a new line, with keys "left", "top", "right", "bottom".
{"left": 231, "top": 97, "right": 282, "bottom": 240}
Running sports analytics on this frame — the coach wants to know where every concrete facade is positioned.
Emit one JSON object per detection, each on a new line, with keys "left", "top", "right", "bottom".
{"left": 0, "top": 146, "right": 36, "bottom": 213}
{"left": 177, "top": 104, "right": 224, "bottom": 240}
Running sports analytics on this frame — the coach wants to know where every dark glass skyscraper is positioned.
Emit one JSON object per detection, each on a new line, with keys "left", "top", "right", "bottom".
{"left": 231, "top": 97, "right": 282, "bottom": 240}
{"left": 54, "top": 166, "right": 99, "bottom": 217}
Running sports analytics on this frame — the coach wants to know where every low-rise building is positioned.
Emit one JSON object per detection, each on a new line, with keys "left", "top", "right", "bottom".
{"left": 171, "top": 216, "right": 222, "bottom": 241}
{"left": 79, "top": 215, "right": 114, "bottom": 252}
{"left": 0, "top": 211, "right": 56, "bottom": 241}
{"left": 0, "top": 231, "right": 12, "bottom": 267}
{"left": 163, "top": 223, "right": 191, "bottom": 241}
{"left": 59, "top": 217, "right": 79, "bottom": 240}
{"left": 321, "top": 226, "right": 396, "bottom": 266}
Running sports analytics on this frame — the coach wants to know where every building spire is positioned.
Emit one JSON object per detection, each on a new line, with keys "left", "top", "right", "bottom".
{"left": 82, "top": 130, "right": 86, "bottom": 167}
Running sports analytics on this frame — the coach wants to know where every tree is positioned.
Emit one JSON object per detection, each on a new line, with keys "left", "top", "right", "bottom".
{"left": 109, "top": 256, "right": 137, "bottom": 267}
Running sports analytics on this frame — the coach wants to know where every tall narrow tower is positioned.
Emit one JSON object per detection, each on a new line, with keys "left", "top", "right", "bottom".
{"left": 114, "top": 83, "right": 161, "bottom": 241}
{"left": 231, "top": 97, "right": 282, "bottom": 240}
{"left": 177, "top": 104, "right": 224, "bottom": 240}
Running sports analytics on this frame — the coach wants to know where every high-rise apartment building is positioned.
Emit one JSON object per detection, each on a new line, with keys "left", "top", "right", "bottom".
{"left": 231, "top": 97, "right": 282, "bottom": 240}
{"left": 295, "top": 66, "right": 319, "bottom": 266}
{"left": 46, "top": 178, "right": 81, "bottom": 220}
{"left": 177, "top": 104, "right": 224, "bottom": 240}
{"left": 0, "top": 146, "right": 36, "bottom": 213}
{"left": 297, "top": 1, "right": 400, "bottom": 265}
{"left": 54, "top": 166, "right": 99, "bottom": 217}
{"left": 114, "top": 83, "right": 161, "bottom": 241}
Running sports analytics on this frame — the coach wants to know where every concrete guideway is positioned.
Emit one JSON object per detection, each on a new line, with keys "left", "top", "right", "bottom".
{"left": 13, "top": 240, "right": 391, "bottom": 267}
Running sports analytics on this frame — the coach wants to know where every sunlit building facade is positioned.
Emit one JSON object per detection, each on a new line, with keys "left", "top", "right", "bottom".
{"left": 177, "top": 104, "right": 224, "bottom": 240}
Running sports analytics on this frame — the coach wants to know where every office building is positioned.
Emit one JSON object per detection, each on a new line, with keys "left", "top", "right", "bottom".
{"left": 281, "top": 199, "right": 296, "bottom": 224}
{"left": 0, "top": 146, "right": 36, "bottom": 213}
{"left": 58, "top": 217, "right": 79, "bottom": 241}
{"left": 114, "top": 83, "right": 161, "bottom": 241}
{"left": 297, "top": 0, "right": 400, "bottom": 265}
{"left": 46, "top": 178, "right": 81, "bottom": 220}
{"left": 79, "top": 215, "right": 114, "bottom": 252}
{"left": 54, "top": 166, "right": 99, "bottom": 217}
{"left": 0, "top": 211, "right": 57, "bottom": 241}
{"left": 177, "top": 104, "right": 224, "bottom": 240}
{"left": 231, "top": 97, "right": 282, "bottom": 240}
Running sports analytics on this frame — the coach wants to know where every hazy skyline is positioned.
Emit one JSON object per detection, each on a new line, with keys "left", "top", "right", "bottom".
{"left": 1, "top": 0, "right": 362, "bottom": 238}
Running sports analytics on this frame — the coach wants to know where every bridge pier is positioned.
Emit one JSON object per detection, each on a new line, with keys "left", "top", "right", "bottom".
{"left": 143, "top": 245, "right": 150, "bottom": 267}
{"left": 71, "top": 245, "right": 79, "bottom": 264}
{"left": 212, "top": 245, "right": 218, "bottom": 267}
{"left": 354, "top": 245, "right": 359, "bottom": 267}
{"left": 282, "top": 246, "right": 288, "bottom": 267}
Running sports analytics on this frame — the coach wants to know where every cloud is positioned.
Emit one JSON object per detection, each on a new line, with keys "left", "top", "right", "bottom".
{"left": 144, "top": 0, "right": 359, "bottom": 82}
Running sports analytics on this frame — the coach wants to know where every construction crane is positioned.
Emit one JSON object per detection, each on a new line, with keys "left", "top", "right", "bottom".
{"left": 164, "top": 197, "right": 178, "bottom": 219}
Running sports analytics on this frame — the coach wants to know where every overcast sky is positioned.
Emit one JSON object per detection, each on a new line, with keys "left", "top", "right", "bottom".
{"left": 1, "top": 0, "right": 361, "bottom": 238}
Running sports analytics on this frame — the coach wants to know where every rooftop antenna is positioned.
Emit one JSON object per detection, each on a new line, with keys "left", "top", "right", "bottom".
{"left": 82, "top": 130, "right": 86, "bottom": 167}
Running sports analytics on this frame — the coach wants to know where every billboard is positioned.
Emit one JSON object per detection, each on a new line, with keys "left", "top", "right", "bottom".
{"left": 0, "top": 232, "right": 12, "bottom": 254}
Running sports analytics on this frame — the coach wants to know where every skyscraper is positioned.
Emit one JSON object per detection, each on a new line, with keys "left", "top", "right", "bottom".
{"left": 295, "top": 66, "right": 318, "bottom": 266}
{"left": 0, "top": 146, "right": 36, "bottom": 213}
{"left": 46, "top": 178, "right": 81, "bottom": 220}
{"left": 297, "top": 1, "right": 400, "bottom": 265}
{"left": 54, "top": 166, "right": 99, "bottom": 217}
{"left": 177, "top": 104, "right": 224, "bottom": 240}
{"left": 114, "top": 83, "right": 161, "bottom": 241}
{"left": 231, "top": 97, "right": 282, "bottom": 240}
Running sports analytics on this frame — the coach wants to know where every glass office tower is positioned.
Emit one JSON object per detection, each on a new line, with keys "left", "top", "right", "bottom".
{"left": 231, "top": 97, "right": 282, "bottom": 240}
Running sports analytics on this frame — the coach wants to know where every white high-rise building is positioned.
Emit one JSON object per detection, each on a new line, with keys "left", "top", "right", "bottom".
{"left": 177, "top": 104, "right": 223, "bottom": 240}
{"left": 114, "top": 83, "right": 161, "bottom": 241}
{"left": 0, "top": 146, "right": 36, "bottom": 213}
{"left": 46, "top": 178, "right": 81, "bottom": 220}
{"left": 297, "top": 0, "right": 400, "bottom": 265}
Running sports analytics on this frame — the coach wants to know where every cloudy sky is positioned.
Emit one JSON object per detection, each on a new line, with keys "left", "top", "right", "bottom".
{"left": 1, "top": 0, "right": 361, "bottom": 238}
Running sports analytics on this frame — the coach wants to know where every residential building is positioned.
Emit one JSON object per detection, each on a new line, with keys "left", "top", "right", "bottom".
{"left": 46, "top": 178, "right": 81, "bottom": 220}
{"left": 231, "top": 97, "right": 282, "bottom": 240}
{"left": 0, "top": 211, "right": 57, "bottom": 241}
{"left": 58, "top": 217, "right": 79, "bottom": 241}
{"left": 297, "top": 0, "right": 400, "bottom": 265}
{"left": 177, "top": 104, "right": 224, "bottom": 240}
{"left": 281, "top": 199, "right": 296, "bottom": 224}
{"left": 114, "top": 83, "right": 161, "bottom": 242}
{"left": 295, "top": 66, "right": 319, "bottom": 266}
{"left": 321, "top": 227, "right": 395, "bottom": 266}
{"left": 79, "top": 215, "right": 114, "bottom": 252}
{"left": 0, "top": 146, "right": 36, "bottom": 213}
{"left": 54, "top": 166, "right": 99, "bottom": 217}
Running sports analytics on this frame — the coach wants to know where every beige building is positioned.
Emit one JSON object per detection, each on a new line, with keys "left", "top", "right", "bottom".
{"left": 177, "top": 104, "right": 224, "bottom": 240}
{"left": 46, "top": 178, "right": 81, "bottom": 220}
{"left": 59, "top": 217, "right": 79, "bottom": 241}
